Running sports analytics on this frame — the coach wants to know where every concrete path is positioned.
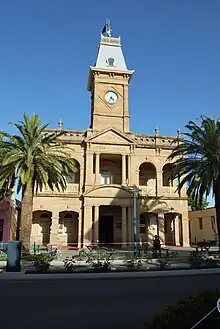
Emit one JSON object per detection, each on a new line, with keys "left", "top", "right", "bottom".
{"left": 1, "top": 271, "right": 220, "bottom": 329}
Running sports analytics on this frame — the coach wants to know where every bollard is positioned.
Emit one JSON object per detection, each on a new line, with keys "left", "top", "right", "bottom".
{"left": 6, "top": 240, "right": 22, "bottom": 272}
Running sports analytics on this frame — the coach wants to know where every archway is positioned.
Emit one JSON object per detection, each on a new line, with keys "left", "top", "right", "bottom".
{"left": 59, "top": 211, "right": 79, "bottom": 247}
{"left": 32, "top": 211, "right": 52, "bottom": 245}
{"left": 162, "top": 163, "right": 173, "bottom": 187}
{"left": 140, "top": 212, "right": 158, "bottom": 245}
{"left": 66, "top": 159, "right": 80, "bottom": 184}
{"left": 139, "top": 162, "right": 156, "bottom": 187}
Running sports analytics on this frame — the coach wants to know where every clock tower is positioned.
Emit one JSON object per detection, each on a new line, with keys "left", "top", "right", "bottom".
{"left": 88, "top": 24, "right": 134, "bottom": 133}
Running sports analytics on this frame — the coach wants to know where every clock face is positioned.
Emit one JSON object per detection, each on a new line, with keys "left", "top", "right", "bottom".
{"left": 105, "top": 91, "right": 118, "bottom": 104}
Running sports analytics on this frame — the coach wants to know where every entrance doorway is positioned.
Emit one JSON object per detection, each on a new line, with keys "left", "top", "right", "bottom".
{"left": 99, "top": 216, "right": 114, "bottom": 244}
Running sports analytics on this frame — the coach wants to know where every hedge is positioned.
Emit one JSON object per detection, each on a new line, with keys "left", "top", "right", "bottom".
{"left": 145, "top": 290, "right": 220, "bottom": 328}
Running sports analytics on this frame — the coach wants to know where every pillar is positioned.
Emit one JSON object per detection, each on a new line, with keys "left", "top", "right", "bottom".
{"left": 77, "top": 213, "right": 82, "bottom": 248}
{"left": 95, "top": 153, "right": 100, "bottom": 185}
{"left": 94, "top": 205, "right": 99, "bottom": 244}
{"left": 127, "top": 155, "right": 131, "bottom": 185}
{"left": 122, "top": 154, "right": 126, "bottom": 185}
{"left": 137, "top": 210, "right": 140, "bottom": 244}
{"left": 121, "top": 206, "right": 127, "bottom": 249}
{"left": 83, "top": 206, "right": 93, "bottom": 246}
{"left": 79, "top": 166, "right": 84, "bottom": 193}
{"left": 86, "top": 152, "right": 93, "bottom": 185}
{"left": 158, "top": 213, "right": 165, "bottom": 246}
{"left": 127, "top": 206, "right": 132, "bottom": 249}
{"left": 50, "top": 212, "right": 59, "bottom": 246}
{"left": 157, "top": 170, "right": 163, "bottom": 195}
{"left": 182, "top": 216, "right": 190, "bottom": 247}
{"left": 174, "top": 215, "right": 180, "bottom": 246}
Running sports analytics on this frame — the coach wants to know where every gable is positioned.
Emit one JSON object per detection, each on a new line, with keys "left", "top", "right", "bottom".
{"left": 86, "top": 129, "right": 134, "bottom": 145}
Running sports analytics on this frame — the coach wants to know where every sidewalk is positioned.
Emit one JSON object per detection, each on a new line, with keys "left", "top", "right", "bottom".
{"left": 1, "top": 267, "right": 220, "bottom": 280}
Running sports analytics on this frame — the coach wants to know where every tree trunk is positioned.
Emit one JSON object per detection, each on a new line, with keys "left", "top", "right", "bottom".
{"left": 213, "top": 179, "right": 220, "bottom": 252}
{"left": 20, "top": 183, "right": 33, "bottom": 252}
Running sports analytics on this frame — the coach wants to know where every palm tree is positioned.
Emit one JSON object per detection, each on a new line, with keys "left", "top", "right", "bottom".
{"left": 168, "top": 116, "right": 220, "bottom": 250}
{"left": 0, "top": 113, "right": 78, "bottom": 251}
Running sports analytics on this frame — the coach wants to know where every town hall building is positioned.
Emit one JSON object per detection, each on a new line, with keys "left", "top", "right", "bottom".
{"left": 31, "top": 26, "right": 190, "bottom": 249}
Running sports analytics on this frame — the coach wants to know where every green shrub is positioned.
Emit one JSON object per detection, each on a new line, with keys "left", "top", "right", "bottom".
{"left": 32, "top": 253, "right": 55, "bottom": 272}
{"left": 145, "top": 290, "right": 220, "bottom": 329}
{"left": 0, "top": 253, "right": 7, "bottom": 261}
{"left": 63, "top": 256, "right": 76, "bottom": 272}
{"left": 189, "top": 251, "right": 220, "bottom": 269}
{"left": 124, "top": 259, "right": 143, "bottom": 270}
{"left": 86, "top": 251, "right": 114, "bottom": 272}
{"left": 155, "top": 258, "right": 170, "bottom": 270}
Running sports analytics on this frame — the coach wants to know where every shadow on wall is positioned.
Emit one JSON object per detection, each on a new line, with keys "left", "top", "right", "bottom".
{"left": 82, "top": 187, "right": 183, "bottom": 249}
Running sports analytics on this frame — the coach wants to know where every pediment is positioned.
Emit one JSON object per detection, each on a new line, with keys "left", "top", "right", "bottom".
{"left": 85, "top": 128, "right": 134, "bottom": 145}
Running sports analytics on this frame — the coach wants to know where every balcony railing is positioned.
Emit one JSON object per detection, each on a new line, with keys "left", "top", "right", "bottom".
{"left": 159, "top": 186, "right": 179, "bottom": 197}
{"left": 139, "top": 186, "right": 156, "bottom": 197}
{"left": 37, "top": 183, "right": 79, "bottom": 196}
{"left": 138, "top": 186, "right": 180, "bottom": 197}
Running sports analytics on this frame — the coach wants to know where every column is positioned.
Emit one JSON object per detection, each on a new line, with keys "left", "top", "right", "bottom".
{"left": 157, "top": 170, "right": 163, "bottom": 195}
{"left": 158, "top": 213, "right": 165, "bottom": 246}
{"left": 137, "top": 211, "right": 140, "bottom": 244}
{"left": 83, "top": 206, "right": 93, "bottom": 246}
{"left": 86, "top": 152, "right": 93, "bottom": 185}
{"left": 94, "top": 205, "right": 99, "bottom": 244}
{"left": 95, "top": 153, "right": 100, "bottom": 185}
{"left": 127, "top": 206, "right": 132, "bottom": 249}
{"left": 174, "top": 215, "right": 180, "bottom": 246}
{"left": 77, "top": 213, "right": 82, "bottom": 248}
{"left": 122, "top": 154, "right": 126, "bottom": 185}
{"left": 121, "top": 206, "right": 127, "bottom": 249}
{"left": 79, "top": 166, "right": 84, "bottom": 193}
{"left": 50, "top": 212, "right": 59, "bottom": 246}
{"left": 127, "top": 155, "right": 131, "bottom": 185}
{"left": 182, "top": 216, "right": 190, "bottom": 247}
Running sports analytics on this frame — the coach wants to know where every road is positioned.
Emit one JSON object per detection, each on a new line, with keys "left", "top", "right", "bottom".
{"left": 0, "top": 274, "right": 220, "bottom": 329}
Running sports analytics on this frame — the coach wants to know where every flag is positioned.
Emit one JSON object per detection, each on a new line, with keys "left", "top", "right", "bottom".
{"left": 102, "top": 24, "right": 107, "bottom": 35}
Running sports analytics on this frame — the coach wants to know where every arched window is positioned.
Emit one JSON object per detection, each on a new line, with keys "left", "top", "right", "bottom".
{"left": 139, "top": 162, "right": 156, "bottom": 186}
{"left": 162, "top": 164, "right": 173, "bottom": 187}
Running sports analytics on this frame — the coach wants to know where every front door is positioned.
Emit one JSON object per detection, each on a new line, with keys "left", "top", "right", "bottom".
{"left": 99, "top": 216, "right": 114, "bottom": 244}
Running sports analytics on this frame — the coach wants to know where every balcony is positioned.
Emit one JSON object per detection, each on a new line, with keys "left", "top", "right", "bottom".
{"left": 159, "top": 186, "right": 179, "bottom": 197}
{"left": 139, "top": 186, "right": 156, "bottom": 197}
{"left": 138, "top": 186, "right": 179, "bottom": 198}
{"left": 37, "top": 183, "right": 80, "bottom": 196}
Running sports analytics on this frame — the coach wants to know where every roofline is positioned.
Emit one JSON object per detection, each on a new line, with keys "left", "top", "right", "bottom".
{"left": 188, "top": 206, "right": 216, "bottom": 213}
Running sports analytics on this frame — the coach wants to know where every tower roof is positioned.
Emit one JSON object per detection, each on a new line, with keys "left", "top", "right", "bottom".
{"left": 88, "top": 28, "right": 134, "bottom": 91}
{"left": 95, "top": 35, "right": 128, "bottom": 71}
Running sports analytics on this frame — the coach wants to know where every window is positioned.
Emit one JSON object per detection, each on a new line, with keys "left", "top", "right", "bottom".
{"left": 198, "top": 217, "right": 203, "bottom": 230}
{"left": 101, "top": 172, "right": 112, "bottom": 185}
{"left": 211, "top": 216, "right": 216, "bottom": 230}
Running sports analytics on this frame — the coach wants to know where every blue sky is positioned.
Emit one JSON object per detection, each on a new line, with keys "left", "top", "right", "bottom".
{"left": 0, "top": 0, "right": 219, "bottom": 205}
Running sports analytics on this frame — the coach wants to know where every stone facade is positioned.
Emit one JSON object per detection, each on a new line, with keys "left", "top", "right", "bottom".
{"left": 189, "top": 207, "right": 218, "bottom": 244}
{"left": 32, "top": 32, "right": 190, "bottom": 248}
